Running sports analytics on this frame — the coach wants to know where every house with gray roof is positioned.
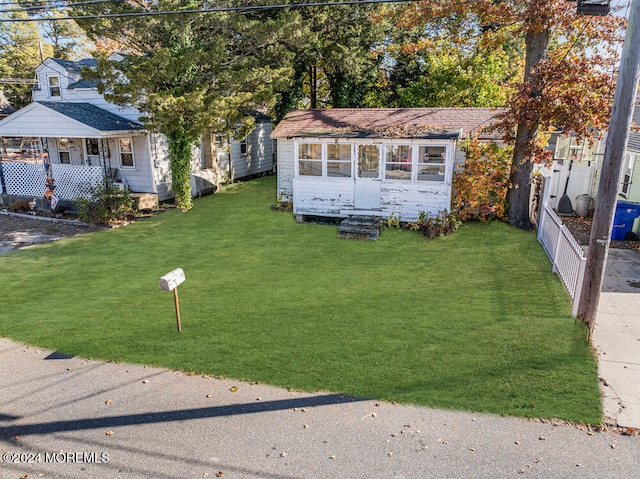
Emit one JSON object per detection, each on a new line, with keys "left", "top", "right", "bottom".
{"left": 0, "top": 57, "right": 274, "bottom": 205}
{"left": 271, "top": 108, "right": 503, "bottom": 221}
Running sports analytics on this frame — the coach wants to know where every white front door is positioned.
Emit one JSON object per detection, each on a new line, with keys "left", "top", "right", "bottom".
{"left": 354, "top": 144, "right": 381, "bottom": 210}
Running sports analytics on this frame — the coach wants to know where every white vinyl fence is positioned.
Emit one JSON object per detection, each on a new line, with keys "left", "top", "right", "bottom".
{"left": 1, "top": 162, "right": 103, "bottom": 200}
{"left": 537, "top": 176, "right": 587, "bottom": 317}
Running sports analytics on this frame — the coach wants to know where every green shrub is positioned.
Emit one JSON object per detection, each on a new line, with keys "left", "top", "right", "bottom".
{"left": 76, "top": 186, "right": 135, "bottom": 224}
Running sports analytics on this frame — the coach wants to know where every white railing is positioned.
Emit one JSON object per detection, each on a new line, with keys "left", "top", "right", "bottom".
{"left": 537, "top": 176, "right": 587, "bottom": 317}
{"left": 0, "top": 162, "right": 104, "bottom": 200}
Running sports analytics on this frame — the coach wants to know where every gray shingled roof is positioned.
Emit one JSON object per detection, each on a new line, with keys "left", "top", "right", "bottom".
{"left": 271, "top": 108, "right": 504, "bottom": 140}
{"left": 38, "top": 102, "right": 144, "bottom": 132}
{"left": 50, "top": 58, "right": 98, "bottom": 72}
{"left": 68, "top": 78, "right": 99, "bottom": 89}
{"left": 0, "top": 91, "right": 16, "bottom": 116}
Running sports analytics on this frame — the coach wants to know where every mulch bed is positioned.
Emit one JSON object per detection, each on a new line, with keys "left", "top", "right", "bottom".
{"left": 561, "top": 216, "right": 640, "bottom": 251}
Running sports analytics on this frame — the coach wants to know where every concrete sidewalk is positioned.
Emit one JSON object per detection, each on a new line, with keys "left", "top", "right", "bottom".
{"left": 1, "top": 338, "right": 639, "bottom": 479}
{"left": 592, "top": 248, "right": 640, "bottom": 428}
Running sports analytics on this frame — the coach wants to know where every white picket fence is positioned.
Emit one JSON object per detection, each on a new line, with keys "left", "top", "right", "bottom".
{"left": 0, "top": 162, "right": 104, "bottom": 200}
{"left": 537, "top": 177, "right": 587, "bottom": 317}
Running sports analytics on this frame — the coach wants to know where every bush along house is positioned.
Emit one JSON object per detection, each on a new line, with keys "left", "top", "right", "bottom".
{"left": 271, "top": 108, "right": 504, "bottom": 222}
{"left": 0, "top": 56, "right": 274, "bottom": 210}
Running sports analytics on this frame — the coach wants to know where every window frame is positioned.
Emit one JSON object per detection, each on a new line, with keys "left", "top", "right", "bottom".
{"left": 620, "top": 153, "right": 636, "bottom": 198}
{"left": 383, "top": 144, "right": 413, "bottom": 181}
{"left": 118, "top": 137, "right": 135, "bottom": 169}
{"left": 58, "top": 138, "right": 70, "bottom": 164}
{"left": 48, "top": 75, "right": 61, "bottom": 98}
{"left": 327, "top": 143, "right": 353, "bottom": 178}
{"left": 417, "top": 145, "right": 447, "bottom": 183}
{"left": 296, "top": 142, "right": 325, "bottom": 178}
{"left": 294, "top": 139, "right": 450, "bottom": 183}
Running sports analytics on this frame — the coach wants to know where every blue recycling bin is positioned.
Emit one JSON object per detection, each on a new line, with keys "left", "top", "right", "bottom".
{"left": 612, "top": 201, "right": 640, "bottom": 240}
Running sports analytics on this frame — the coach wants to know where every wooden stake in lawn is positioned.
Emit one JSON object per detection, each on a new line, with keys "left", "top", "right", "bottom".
{"left": 577, "top": 0, "right": 640, "bottom": 330}
{"left": 160, "top": 268, "right": 186, "bottom": 332}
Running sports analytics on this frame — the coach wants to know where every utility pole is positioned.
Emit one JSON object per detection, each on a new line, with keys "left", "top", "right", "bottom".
{"left": 577, "top": 0, "right": 640, "bottom": 329}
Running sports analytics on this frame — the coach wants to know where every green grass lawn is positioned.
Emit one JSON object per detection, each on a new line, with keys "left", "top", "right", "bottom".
{"left": 0, "top": 176, "right": 601, "bottom": 424}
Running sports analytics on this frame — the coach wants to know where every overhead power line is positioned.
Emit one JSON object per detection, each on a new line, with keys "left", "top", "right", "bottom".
{"left": 0, "top": 0, "right": 414, "bottom": 22}
{"left": 0, "top": 0, "right": 125, "bottom": 14}
{"left": 0, "top": 78, "right": 38, "bottom": 84}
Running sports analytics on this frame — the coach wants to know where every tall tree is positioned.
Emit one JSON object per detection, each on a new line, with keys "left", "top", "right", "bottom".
{"left": 14, "top": 0, "right": 93, "bottom": 58}
{"left": 273, "top": 4, "right": 384, "bottom": 117}
{"left": 74, "top": 0, "right": 297, "bottom": 210}
{"left": 0, "top": 9, "right": 53, "bottom": 108}
{"left": 392, "top": 0, "right": 624, "bottom": 229}
{"left": 384, "top": 40, "right": 520, "bottom": 108}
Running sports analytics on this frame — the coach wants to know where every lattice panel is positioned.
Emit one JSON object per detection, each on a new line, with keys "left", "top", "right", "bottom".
{"left": 1, "top": 162, "right": 47, "bottom": 198}
{"left": 51, "top": 164, "right": 104, "bottom": 199}
{"left": 1, "top": 162, "right": 104, "bottom": 200}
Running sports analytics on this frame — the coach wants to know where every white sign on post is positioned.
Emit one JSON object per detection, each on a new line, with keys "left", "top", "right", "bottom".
{"left": 160, "top": 268, "right": 186, "bottom": 332}
{"left": 160, "top": 268, "right": 185, "bottom": 291}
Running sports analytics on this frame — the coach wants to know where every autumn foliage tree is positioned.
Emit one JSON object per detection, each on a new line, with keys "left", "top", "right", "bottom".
{"left": 453, "top": 138, "right": 512, "bottom": 221}
{"left": 393, "top": 0, "right": 625, "bottom": 229}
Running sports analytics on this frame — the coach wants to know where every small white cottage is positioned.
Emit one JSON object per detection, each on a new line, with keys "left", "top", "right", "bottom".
{"left": 0, "top": 57, "right": 274, "bottom": 204}
{"left": 271, "top": 108, "right": 503, "bottom": 221}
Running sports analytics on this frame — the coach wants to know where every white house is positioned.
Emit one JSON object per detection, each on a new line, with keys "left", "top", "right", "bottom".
{"left": 271, "top": 108, "right": 503, "bottom": 221}
{"left": 0, "top": 57, "right": 274, "bottom": 205}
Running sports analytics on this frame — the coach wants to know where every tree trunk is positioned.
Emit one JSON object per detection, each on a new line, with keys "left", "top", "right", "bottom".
{"left": 508, "top": 27, "right": 549, "bottom": 229}
{"left": 309, "top": 63, "right": 317, "bottom": 109}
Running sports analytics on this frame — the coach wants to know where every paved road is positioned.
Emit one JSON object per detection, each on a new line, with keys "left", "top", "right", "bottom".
{"left": 1, "top": 339, "right": 638, "bottom": 479}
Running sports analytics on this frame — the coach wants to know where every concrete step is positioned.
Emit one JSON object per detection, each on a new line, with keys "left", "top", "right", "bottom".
{"left": 338, "top": 216, "right": 383, "bottom": 240}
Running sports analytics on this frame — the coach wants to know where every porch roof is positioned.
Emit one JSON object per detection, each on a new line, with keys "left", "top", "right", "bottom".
{"left": 0, "top": 101, "right": 145, "bottom": 138}
{"left": 271, "top": 108, "right": 505, "bottom": 141}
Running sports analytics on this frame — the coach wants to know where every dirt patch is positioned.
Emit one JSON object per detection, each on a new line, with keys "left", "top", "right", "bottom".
{"left": 0, "top": 214, "right": 106, "bottom": 254}
{"left": 561, "top": 216, "right": 640, "bottom": 250}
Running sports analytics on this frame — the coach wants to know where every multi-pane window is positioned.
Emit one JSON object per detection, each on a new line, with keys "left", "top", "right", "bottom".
{"left": 327, "top": 144, "right": 352, "bottom": 177}
{"left": 417, "top": 146, "right": 446, "bottom": 182}
{"left": 58, "top": 138, "right": 70, "bottom": 164}
{"left": 119, "top": 138, "right": 134, "bottom": 168}
{"left": 48, "top": 76, "right": 60, "bottom": 98}
{"left": 298, "top": 143, "right": 322, "bottom": 176}
{"left": 385, "top": 145, "right": 412, "bottom": 180}
{"left": 295, "top": 141, "right": 447, "bottom": 181}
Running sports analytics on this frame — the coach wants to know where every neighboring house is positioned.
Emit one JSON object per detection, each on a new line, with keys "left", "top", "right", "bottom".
{"left": 0, "top": 90, "right": 16, "bottom": 120}
{"left": 0, "top": 57, "right": 274, "bottom": 204}
{"left": 534, "top": 132, "right": 605, "bottom": 212}
{"left": 271, "top": 108, "right": 503, "bottom": 221}
{"left": 206, "top": 111, "right": 275, "bottom": 185}
{"left": 619, "top": 103, "right": 640, "bottom": 234}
